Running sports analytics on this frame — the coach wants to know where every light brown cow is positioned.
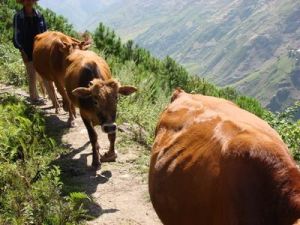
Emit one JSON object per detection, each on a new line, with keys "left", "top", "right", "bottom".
{"left": 33, "top": 31, "right": 91, "bottom": 125}
{"left": 149, "top": 88, "right": 300, "bottom": 225}
{"left": 64, "top": 50, "right": 137, "bottom": 168}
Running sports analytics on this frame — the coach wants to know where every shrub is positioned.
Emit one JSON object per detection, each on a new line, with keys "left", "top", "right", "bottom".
{"left": 263, "top": 102, "right": 300, "bottom": 160}
{"left": 0, "top": 95, "right": 88, "bottom": 224}
{"left": 0, "top": 43, "right": 27, "bottom": 86}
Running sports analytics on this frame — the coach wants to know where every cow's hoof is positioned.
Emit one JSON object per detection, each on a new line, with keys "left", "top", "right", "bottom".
{"left": 100, "top": 151, "right": 118, "bottom": 163}
{"left": 54, "top": 108, "right": 60, "bottom": 114}
{"left": 92, "top": 161, "right": 101, "bottom": 170}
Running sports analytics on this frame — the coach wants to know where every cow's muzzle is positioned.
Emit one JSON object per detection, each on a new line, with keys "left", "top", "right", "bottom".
{"left": 102, "top": 123, "right": 117, "bottom": 134}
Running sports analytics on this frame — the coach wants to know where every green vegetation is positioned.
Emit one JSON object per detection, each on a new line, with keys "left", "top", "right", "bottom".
{"left": 0, "top": 0, "right": 26, "bottom": 86}
{"left": 0, "top": 95, "right": 88, "bottom": 224}
{"left": 0, "top": 0, "right": 299, "bottom": 224}
{"left": 233, "top": 54, "right": 300, "bottom": 112}
{"left": 0, "top": 1, "right": 90, "bottom": 224}
{"left": 0, "top": 0, "right": 77, "bottom": 87}
{"left": 0, "top": 42, "right": 26, "bottom": 86}
{"left": 40, "top": 0, "right": 300, "bottom": 112}
{"left": 92, "top": 22, "right": 300, "bottom": 157}
{"left": 264, "top": 103, "right": 300, "bottom": 158}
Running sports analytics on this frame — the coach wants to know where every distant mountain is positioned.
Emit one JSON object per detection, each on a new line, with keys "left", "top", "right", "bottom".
{"left": 39, "top": 0, "right": 119, "bottom": 31}
{"left": 39, "top": 0, "right": 300, "bottom": 112}
{"left": 234, "top": 51, "right": 300, "bottom": 111}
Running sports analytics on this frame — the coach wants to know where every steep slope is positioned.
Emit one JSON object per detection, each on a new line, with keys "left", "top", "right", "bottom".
{"left": 1, "top": 1, "right": 299, "bottom": 224}
{"left": 104, "top": 0, "right": 300, "bottom": 113}
{"left": 39, "top": 0, "right": 300, "bottom": 112}
{"left": 234, "top": 52, "right": 300, "bottom": 112}
{"left": 39, "top": 0, "right": 119, "bottom": 31}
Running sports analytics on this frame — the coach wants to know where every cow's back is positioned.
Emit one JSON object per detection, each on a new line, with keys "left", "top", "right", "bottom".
{"left": 33, "top": 31, "right": 74, "bottom": 81}
{"left": 150, "top": 91, "right": 300, "bottom": 225}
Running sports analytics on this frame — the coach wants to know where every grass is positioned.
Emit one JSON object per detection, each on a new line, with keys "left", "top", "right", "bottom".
{"left": 0, "top": 43, "right": 27, "bottom": 87}
{"left": 0, "top": 94, "right": 89, "bottom": 224}
{"left": 100, "top": 47, "right": 300, "bottom": 165}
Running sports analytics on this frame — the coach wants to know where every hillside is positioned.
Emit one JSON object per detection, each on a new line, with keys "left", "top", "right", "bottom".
{"left": 235, "top": 51, "right": 300, "bottom": 112}
{"left": 39, "top": 0, "right": 118, "bottom": 31}
{"left": 39, "top": 0, "right": 300, "bottom": 113}
{"left": 0, "top": 0, "right": 299, "bottom": 223}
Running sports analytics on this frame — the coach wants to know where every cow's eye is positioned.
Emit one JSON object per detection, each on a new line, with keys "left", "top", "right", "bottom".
{"left": 93, "top": 99, "right": 99, "bottom": 106}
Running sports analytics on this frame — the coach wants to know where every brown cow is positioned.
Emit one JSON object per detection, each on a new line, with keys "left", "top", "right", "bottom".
{"left": 33, "top": 31, "right": 91, "bottom": 125}
{"left": 149, "top": 89, "right": 300, "bottom": 225}
{"left": 64, "top": 50, "right": 137, "bottom": 168}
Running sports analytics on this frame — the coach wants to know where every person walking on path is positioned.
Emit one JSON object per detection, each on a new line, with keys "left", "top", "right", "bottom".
{"left": 13, "top": 0, "right": 48, "bottom": 104}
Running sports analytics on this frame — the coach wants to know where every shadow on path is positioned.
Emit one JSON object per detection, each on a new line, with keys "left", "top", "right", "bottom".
{"left": 44, "top": 112, "right": 118, "bottom": 219}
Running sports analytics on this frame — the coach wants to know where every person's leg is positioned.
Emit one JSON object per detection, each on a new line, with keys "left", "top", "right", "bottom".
{"left": 24, "top": 61, "right": 39, "bottom": 101}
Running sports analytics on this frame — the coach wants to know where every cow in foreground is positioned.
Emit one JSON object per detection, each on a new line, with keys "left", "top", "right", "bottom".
{"left": 149, "top": 89, "right": 300, "bottom": 225}
{"left": 33, "top": 31, "right": 91, "bottom": 125}
{"left": 65, "top": 50, "right": 137, "bottom": 168}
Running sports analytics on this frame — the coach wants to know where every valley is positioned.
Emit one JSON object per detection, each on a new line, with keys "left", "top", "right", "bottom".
{"left": 39, "top": 0, "right": 300, "bottom": 113}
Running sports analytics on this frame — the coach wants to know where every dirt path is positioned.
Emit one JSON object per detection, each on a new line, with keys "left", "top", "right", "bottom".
{"left": 0, "top": 84, "right": 161, "bottom": 225}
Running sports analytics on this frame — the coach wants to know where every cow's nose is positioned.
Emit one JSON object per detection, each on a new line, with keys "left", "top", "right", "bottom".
{"left": 102, "top": 123, "right": 117, "bottom": 134}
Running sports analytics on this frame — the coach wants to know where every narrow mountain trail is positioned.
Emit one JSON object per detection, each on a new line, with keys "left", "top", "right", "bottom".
{"left": 0, "top": 84, "right": 161, "bottom": 225}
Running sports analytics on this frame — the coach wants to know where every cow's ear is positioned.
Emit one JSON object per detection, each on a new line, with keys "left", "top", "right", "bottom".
{"left": 171, "top": 88, "right": 184, "bottom": 102}
{"left": 118, "top": 86, "right": 137, "bottom": 96}
{"left": 80, "top": 41, "right": 91, "bottom": 50}
{"left": 72, "top": 87, "right": 92, "bottom": 98}
{"left": 58, "top": 41, "right": 71, "bottom": 53}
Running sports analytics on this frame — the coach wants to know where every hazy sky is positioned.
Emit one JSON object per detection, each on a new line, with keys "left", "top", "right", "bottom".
{"left": 38, "top": 0, "right": 117, "bottom": 30}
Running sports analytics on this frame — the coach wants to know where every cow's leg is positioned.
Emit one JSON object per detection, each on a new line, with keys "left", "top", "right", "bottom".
{"left": 81, "top": 116, "right": 101, "bottom": 169}
{"left": 101, "top": 132, "right": 117, "bottom": 162}
{"left": 71, "top": 103, "right": 76, "bottom": 119}
{"left": 54, "top": 80, "right": 75, "bottom": 126}
{"left": 37, "top": 75, "right": 46, "bottom": 98}
{"left": 43, "top": 80, "right": 60, "bottom": 114}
